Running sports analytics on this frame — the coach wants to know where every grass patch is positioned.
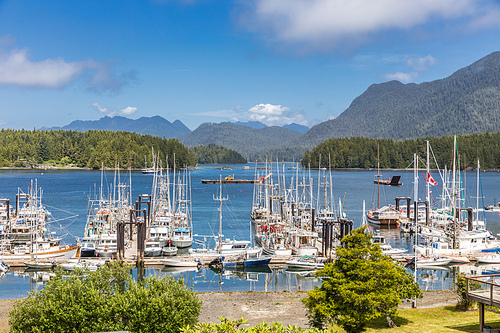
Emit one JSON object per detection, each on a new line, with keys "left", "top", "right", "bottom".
{"left": 325, "top": 305, "right": 500, "bottom": 332}
{"left": 275, "top": 302, "right": 283, "bottom": 305}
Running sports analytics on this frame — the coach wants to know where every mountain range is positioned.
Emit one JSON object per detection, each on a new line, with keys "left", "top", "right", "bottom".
{"left": 42, "top": 51, "right": 500, "bottom": 160}
{"left": 46, "top": 115, "right": 191, "bottom": 139}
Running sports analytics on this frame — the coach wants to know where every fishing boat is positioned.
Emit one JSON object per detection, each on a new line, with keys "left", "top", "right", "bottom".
{"left": 0, "top": 181, "right": 79, "bottom": 260}
{"left": 223, "top": 248, "right": 272, "bottom": 268}
{"left": 95, "top": 233, "right": 118, "bottom": 258}
{"left": 144, "top": 240, "right": 163, "bottom": 257}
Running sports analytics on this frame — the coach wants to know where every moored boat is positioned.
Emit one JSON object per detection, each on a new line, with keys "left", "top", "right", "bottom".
{"left": 161, "top": 257, "right": 202, "bottom": 267}
{"left": 286, "top": 256, "right": 327, "bottom": 270}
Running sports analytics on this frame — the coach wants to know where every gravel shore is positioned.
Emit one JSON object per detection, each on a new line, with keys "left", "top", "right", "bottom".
{"left": 0, "top": 290, "right": 458, "bottom": 331}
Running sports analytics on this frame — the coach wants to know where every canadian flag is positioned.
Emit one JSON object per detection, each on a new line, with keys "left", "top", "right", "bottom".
{"left": 426, "top": 172, "right": 438, "bottom": 186}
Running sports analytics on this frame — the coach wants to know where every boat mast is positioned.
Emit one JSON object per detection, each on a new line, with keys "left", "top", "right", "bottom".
{"left": 476, "top": 159, "right": 480, "bottom": 221}
{"left": 452, "top": 136, "right": 457, "bottom": 249}
{"left": 214, "top": 175, "right": 228, "bottom": 254}
{"left": 377, "top": 144, "right": 380, "bottom": 210}
{"left": 426, "top": 141, "right": 430, "bottom": 207}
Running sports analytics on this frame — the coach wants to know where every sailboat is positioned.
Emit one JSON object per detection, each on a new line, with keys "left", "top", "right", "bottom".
{"left": 366, "top": 145, "right": 401, "bottom": 226}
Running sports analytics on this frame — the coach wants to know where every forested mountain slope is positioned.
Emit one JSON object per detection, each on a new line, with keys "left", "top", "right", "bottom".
{"left": 300, "top": 51, "right": 500, "bottom": 146}
{"left": 179, "top": 122, "right": 302, "bottom": 160}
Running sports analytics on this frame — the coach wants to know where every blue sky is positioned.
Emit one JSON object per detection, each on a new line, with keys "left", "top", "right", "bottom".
{"left": 1, "top": 0, "right": 499, "bottom": 131}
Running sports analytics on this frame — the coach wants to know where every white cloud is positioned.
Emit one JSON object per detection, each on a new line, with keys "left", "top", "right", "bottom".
{"left": 407, "top": 55, "right": 437, "bottom": 71}
{"left": 192, "top": 103, "right": 308, "bottom": 126}
{"left": 237, "top": 0, "right": 491, "bottom": 52}
{"left": 0, "top": 45, "right": 135, "bottom": 93}
{"left": 92, "top": 103, "right": 137, "bottom": 117}
{"left": 0, "top": 48, "right": 86, "bottom": 88}
{"left": 381, "top": 71, "right": 419, "bottom": 83}
{"left": 248, "top": 103, "right": 307, "bottom": 126}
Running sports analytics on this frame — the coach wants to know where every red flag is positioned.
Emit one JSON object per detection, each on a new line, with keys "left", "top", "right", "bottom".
{"left": 426, "top": 172, "right": 438, "bottom": 186}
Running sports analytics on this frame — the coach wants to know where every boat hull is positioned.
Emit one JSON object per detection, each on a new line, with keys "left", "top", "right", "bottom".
{"left": 2, "top": 245, "right": 79, "bottom": 261}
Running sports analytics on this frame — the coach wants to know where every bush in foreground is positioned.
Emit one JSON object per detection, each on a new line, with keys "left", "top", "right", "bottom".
{"left": 9, "top": 261, "right": 201, "bottom": 332}
{"left": 181, "top": 317, "right": 327, "bottom": 332}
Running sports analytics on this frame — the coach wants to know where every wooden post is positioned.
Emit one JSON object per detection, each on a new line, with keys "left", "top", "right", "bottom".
{"left": 479, "top": 302, "right": 484, "bottom": 332}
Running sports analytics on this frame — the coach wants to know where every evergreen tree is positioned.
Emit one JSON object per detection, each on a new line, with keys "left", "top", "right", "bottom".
{"left": 303, "top": 226, "right": 422, "bottom": 332}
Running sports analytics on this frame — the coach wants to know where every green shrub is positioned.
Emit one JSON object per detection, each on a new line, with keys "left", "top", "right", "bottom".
{"left": 181, "top": 317, "right": 328, "bottom": 332}
{"left": 456, "top": 272, "right": 481, "bottom": 309}
{"left": 9, "top": 261, "right": 201, "bottom": 332}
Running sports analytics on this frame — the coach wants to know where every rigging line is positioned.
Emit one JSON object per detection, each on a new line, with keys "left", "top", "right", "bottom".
{"left": 480, "top": 169, "right": 486, "bottom": 222}
{"left": 43, "top": 203, "right": 78, "bottom": 216}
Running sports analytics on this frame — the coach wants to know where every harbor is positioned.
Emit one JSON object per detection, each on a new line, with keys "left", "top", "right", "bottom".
{"left": 1, "top": 165, "right": 500, "bottom": 299}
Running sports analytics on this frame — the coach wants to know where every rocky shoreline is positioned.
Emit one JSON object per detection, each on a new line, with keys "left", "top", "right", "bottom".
{"left": 0, "top": 290, "right": 458, "bottom": 331}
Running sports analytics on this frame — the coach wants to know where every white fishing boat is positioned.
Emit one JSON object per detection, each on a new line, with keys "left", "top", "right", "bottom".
{"left": 60, "top": 258, "right": 105, "bottom": 271}
{"left": 161, "top": 257, "right": 202, "bottom": 268}
{"left": 475, "top": 254, "right": 500, "bottom": 264}
{"left": 144, "top": 240, "right": 163, "bottom": 257}
{"left": 410, "top": 256, "right": 452, "bottom": 267}
{"left": 95, "top": 233, "right": 117, "bottom": 258}
{"left": 286, "top": 256, "right": 327, "bottom": 270}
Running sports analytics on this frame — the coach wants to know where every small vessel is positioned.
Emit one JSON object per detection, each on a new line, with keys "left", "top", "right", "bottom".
{"left": 79, "top": 238, "right": 96, "bottom": 257}
{"left": 24, "top": 260, "right": 56, "bottom": 270}
{"left": 201, "top": 175, "right": 255, "bottom": 184}
{"left": 485, "top": 201, "right": 500, "bottom": 212}
{"left": 161, "top": 257, "right": 202, "bottom": 268}
{"left": 475, "top": 254, "right": 500, "bottom": 264}
{"left": 0, "top": 259, "right": 9, "bottom": 273}
{"left": 373, "top": 175, "right": 403, "bottom": 186}
{"left": 407, "top": 256, "right": 452, "bottom": 267}
{"left": 162, "top": 245, "right": 178, "bottom": 256}
{"left": 286, "top": 256, "right": 327, "bottom": 270}
{"left": 144, "top": 240, "right": 163, "bottom": 257}
{"left": 60, "top": 258, "right": 105, "bottom": 271}
{"left": 372, "top": 232, "right": 407, "bottom": 256}
{"left": 223, "top": 248, "right": 272, "bottom": 268}
{"left": 218, "top": 166, "right": 232, "bottom": 170}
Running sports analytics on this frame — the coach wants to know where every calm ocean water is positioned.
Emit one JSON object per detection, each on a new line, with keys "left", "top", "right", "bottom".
{"left": 1, "top": 165, "right": 499, "bottom": 299}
